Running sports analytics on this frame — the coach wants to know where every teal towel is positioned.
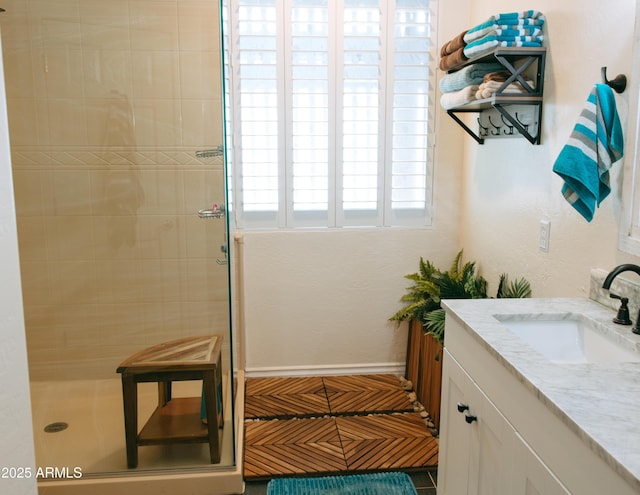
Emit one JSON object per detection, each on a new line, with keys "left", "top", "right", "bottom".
{"left": 463, "top": 35, "right": 543, "bottom": 59}
{"left": 464, "top": 17, "right": 545, "bottom": 43}
{"left": 552, "top": 84, "right": 624, "bottom": 222}
{"left": 490, "top": 10, "right": 545, "bottom": 23}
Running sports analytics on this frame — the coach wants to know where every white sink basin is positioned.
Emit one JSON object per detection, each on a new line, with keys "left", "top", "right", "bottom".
{"left": 495, "top": 314, "right": 640, "bottom": 364}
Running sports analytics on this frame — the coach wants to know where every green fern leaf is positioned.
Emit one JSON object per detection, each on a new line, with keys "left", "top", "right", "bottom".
{"left": 424, "top": 308, "right": 446, "bottom": 344}
{"left": 498, "top": 275, "right": 532, "bottom": 298}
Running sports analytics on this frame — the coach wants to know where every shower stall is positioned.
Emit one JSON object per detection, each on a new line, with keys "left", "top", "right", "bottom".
{"left": 1, "top": 0, "right": 242, "bottom": 493}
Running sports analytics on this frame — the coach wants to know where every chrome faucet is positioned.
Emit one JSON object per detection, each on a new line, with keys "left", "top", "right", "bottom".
{"left": 602, "top": 264, "right": 640, "bottom": 333}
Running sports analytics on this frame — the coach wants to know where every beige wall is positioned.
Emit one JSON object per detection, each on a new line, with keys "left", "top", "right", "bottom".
{"left": 240, "top": 228, "right": 461, "bottom": 374}
{"left": 1, "top": 0, "right": 229, "bottom": 380}
{"left": 239, "top": 3, "right": 466, "bottom": 374}
{"left": 456, "top": 0, "right": 640, "bottom": 297}
{"left": 240, "top": 0, "right": 640, "bottom": 374}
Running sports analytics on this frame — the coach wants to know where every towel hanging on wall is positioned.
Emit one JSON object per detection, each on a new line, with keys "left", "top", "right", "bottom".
{"left": 552, "top": 83, "right": 624, "bottom": 222}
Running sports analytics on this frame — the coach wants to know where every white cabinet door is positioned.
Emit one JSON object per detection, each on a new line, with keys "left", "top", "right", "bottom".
{"left": 467, "top": 376, "right": 516, "bottom": 495}
{"left": 438, "top": 349, "right": 472, "bottom": 495}
{"left": 513, "top": 433, "right": 571, "bottom": 495}
{"left": 438, "top": 350, "right": 515, "bottom": 495}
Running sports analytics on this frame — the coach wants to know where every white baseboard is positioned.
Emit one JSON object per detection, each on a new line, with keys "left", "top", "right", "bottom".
{"left": 244, "top": 362, "right": 406, "bottom": 378}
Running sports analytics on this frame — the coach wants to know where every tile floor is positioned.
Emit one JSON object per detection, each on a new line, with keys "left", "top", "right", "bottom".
{"left": 242, "top": 469, "right": 438, "bottom": 494}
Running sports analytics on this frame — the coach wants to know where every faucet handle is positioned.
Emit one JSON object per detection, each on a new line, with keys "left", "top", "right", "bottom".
{"left": 610, "top": 293, "right": 632, "bottom": 325}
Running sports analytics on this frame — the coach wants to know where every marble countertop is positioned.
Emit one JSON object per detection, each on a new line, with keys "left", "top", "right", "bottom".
{"left": 442, "top": 297, "right": 640, "bottom": 491}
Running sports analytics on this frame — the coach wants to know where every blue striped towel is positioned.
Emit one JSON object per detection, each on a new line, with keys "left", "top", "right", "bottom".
{"left": 491, "top": 10, "right": 545, "bottom": 22}
{"left": 464, "top": 19, "right": 544, "bottom": 43}
{"left": 552, "top": 84, "right": 624, "bottom": 222}
{"left": 463, "top": 35, "right": 544, "bottom": 59}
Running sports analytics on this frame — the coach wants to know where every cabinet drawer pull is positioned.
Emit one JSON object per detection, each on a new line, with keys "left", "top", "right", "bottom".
{"left": 465, "top": 412, "right": 477, "bottom": 424}
{"left": 457, "top": 403, "right": 469, "bottom": 413}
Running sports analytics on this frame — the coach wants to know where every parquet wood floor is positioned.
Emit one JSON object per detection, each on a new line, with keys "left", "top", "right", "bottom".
{"left": 243, "top": 374, "right": 438, "bottom": 480}
{"left": 244, "top": 376, "right": 330, "bottom": 419}
{"left": 244, "top": 417, "right": 347, "bottom": 478}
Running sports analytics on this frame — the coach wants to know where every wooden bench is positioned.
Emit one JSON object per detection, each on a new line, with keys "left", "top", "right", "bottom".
{"left": 116, "top": 334, "right": 224, "bottom": 468}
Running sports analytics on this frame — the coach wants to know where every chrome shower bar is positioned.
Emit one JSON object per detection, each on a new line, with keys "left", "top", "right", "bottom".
{"left": 195, "top": 145, "right": 224, "bottom": 159}
{"left": 198, "top": 203, "right": 225, "bottom": 219}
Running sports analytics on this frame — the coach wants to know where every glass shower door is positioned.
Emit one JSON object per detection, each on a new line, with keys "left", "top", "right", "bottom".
{"left": 1, "top": 0, "right": 235, "bottom": 475}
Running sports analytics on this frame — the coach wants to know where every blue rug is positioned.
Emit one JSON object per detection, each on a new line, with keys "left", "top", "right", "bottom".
{"left": 266, "top": 472, "right": 417, "bottom": 495}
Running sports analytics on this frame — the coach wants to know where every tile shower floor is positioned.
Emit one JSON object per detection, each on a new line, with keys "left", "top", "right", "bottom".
{"left": 243, "top": 374, "right": 439, "bottom": 480}
{"left": 29, "top": 377, "right": 235, "bottom": 474}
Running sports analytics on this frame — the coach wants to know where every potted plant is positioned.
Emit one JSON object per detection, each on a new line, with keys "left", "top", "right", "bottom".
{"left": 390, "top": 250, "right": 531, "bottom": 431}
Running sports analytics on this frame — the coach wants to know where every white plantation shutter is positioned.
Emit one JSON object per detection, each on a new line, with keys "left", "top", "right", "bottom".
{"left": 226, "top": 0, "right": 435, "bottom": 228}
{"left": 340, "top": 0, "right": 382, "bottom": 226}
{"left": 289, "top": 0, "right": 332, "bottom": 226}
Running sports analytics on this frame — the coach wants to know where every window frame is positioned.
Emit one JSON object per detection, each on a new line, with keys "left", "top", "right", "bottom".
{"left": 224, "top": 0, "right": 437, "bottom": 230}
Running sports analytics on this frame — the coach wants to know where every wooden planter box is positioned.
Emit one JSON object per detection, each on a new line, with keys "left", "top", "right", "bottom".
{"left": 405, "top": 319, "right": 443, "bottom": 431}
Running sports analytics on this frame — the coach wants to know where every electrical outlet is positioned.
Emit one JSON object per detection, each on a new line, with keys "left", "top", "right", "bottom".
{"left": 539, "top": 220, "right": 550, "bottom": 252}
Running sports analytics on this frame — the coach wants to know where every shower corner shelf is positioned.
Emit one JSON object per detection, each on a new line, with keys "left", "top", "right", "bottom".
{"left": 445, "top": 46, "right": 547, "bottom": 145}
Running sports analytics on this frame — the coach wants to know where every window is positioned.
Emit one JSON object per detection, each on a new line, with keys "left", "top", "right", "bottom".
{"left": 224, "top": 0, "right": 435, "bottom": 228}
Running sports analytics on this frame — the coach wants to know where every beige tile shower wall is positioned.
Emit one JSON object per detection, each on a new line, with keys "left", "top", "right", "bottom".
{"left": 1, "top": 0, "right": 229, "bottom": 380}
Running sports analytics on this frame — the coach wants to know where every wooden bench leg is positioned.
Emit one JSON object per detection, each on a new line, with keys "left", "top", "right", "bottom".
{"left": 216, "top": 361, "right": 224, "bottom": 429}
{"left": 203, "top": 371, "right": 220, "bottom": 464}
{"left": 158, "top": 381, "right": 172, "bottom": 407}
{"left": 121, "top": 374, "right": 138, "bottom": 468}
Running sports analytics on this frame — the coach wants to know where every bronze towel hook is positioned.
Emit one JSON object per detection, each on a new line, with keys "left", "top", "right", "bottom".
{"left": 500, "top": 114, "right": 515, "bottom": 135}
{"left": 601, "top": 67, "right": 627, "bottom": 94}
{"left": 477, "top": 117, "right": 489, "bottom": 137}
{"left": 487, "top": 115, "right": 501, "bottom": 136}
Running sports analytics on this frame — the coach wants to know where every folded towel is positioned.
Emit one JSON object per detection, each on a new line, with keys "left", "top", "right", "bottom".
{"left": 552, "top": 84, "right": 624, "bottom": 222}
{"left": 483, "top": 71, "right": 512, "bottom": 82}
{"left": 464, "top": 21, "right": 544, "bottom": 43}
{"left": 438, "top": 47, "right": 468, "bottom": 71}
{"left": 463, "top": 35, "right": 544, "bottom": 59}
{"left": 440, "top": 85, "right": 479, "bottom": 110}
{"left": 439, "top": 62, "right": 505, "bottom": 93}
{"left": 495, "top": 27, "right": 542, "bottom": 37}
{"left": 475, "top": 79, "right": 534, "bottom": 99}
{"left": 440, "top": 30, "right": 468, "bottom": 57}
{"left": 482, "top": 70, "right": 536, "bottom": 92}
{"left": 493, "top": 34, "right": 542, "bottom": 43}
{"left": 491, "top": 10, "right": 544, "bottom": 22}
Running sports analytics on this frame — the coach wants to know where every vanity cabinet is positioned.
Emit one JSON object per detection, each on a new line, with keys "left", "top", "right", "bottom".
{"left": 439, "top": 348, "right": 568, "bottom": 494}
{"left": 438, "top": 314, "right": 638, "bottom": 495}
{"left": 512, "top": 433, "right": 571, "bottom": 495}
